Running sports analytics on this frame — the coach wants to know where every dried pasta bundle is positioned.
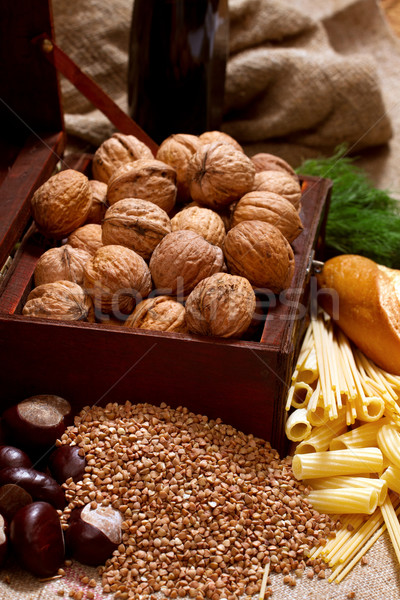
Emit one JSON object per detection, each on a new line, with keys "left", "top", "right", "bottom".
{"left": 286, "top": 310, "right": 400, "bottom": 582}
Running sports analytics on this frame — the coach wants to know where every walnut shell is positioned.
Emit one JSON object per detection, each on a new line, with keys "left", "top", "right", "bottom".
{"left": 156, "top": 133, "right": 202, "bottom": 202}
{"left": 181, "top": 201, "right": 232, "bottom": 233}
{"left": 171, "top": 206, "right": 225, "bottom": 248}
{"left": 85, "top": 180, "right": 109, "bottom": 224}
{"left": 251, "top": 153, "right": 298, "bottom": 179}
{"left": 149, "top": 230, "right": 225, "bottom": 297}
{"left": 34, "top": 245, "right": 92, "bottom": 287}
{"left": 199, "top": 131, "right": 244, "bottom": 153}
{"left": 83, "top": 245, "right": 152, "bottom": 316}
{"left": 187, "top": 142, "right": 255, "bottom": 209}
{"left": 22, "top": 281, "right": 93, "bottom": 322}
{"left": 31, "top": 170, "right": 92, "bottom": 239}
{"left": 102, "top": 198, "right": 171, "bottom": 260}
{"left": 223, "top": 220, "right": 295, "bottom": 292}
{"left": 185, "top": 273, "right": 256, "bottom": 338}
{"left": 92, "top": 133, "right": 153, "bottom": 184}
{"left": 253, "top": 170, "right": 302, "bottom": 210}
{"left": 68, "top": 224, "right": 103, "bottom": 256}
{"left": 107, "top": 159, "right": 177, "bottom": 214}
{"left": 231, "top": 191, "right": 304, "bottom": 243}
{"left": 124, "top": 296, "right": 187, "bottom": 333}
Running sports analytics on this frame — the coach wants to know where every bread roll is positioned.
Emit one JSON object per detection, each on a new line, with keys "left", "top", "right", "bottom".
{"left": 316, "top": 254, "right": 400, "bottom": 375}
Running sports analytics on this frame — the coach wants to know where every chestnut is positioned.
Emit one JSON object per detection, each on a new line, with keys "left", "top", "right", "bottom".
{"left": 2, "top": 395, "right": 72, "bottom": 450}
{"left": 0, "top": 513, "right": 7, "bottom": 566}
{"left": 48, "top": 445, "right": 86, "bottom": 484}
{"left": 10, "top": 501, "right": 65, "bottom": 577}
{"left": 0, "top": 445, "right": 32, "bottom": 470}
{"left": 0, "top": 483, "right": 32, "bottom": 521}
{"left": 0, "top": 467, "right": 65, "bottom": 510}
{"left": 65, "top": 504, "right": 122, "bottom": 566}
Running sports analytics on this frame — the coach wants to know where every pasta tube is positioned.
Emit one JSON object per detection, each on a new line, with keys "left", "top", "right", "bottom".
{"left": 306, "top": 487, "right": 379, "bottom": 515}
{"left": 330, "top": 419, "right": 387, "bottom": 451}
{"left": 292, "top": 448, "right": 383, "bottom": 480}
{"left": 295, "top": 410, "right": 347, "bottom": 454}
{"left": 355, "top": 394, "right": 385, "bottom": 423}
{"left": 377, "top": 424, "right": 400, "bottom": 469}
{"left": 381, "top": 465, "right": 400, "bottom": 495}
{"left": 285, "top": 408, "right": 312, "bottom": 442}
{"left": 291, "top": 382, "right": 314, "bottom": 409}
{"left": 306, "top": 382, "right": 330, "bottom": 427}
{"left": 304, "top": 475, "right": 387, "bottom": 506}
{"left": 297, "top": 347, "right": 318, "bottom": 385}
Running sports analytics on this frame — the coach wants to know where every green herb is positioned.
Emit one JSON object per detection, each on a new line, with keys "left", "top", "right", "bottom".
{"left": 297, "top": 147, "right": 400, "bottom": 267}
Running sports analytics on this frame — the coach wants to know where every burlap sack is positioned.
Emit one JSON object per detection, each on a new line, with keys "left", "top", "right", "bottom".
{"left": 224, "top": 0, "right": 392, "bottom": 154}
{"left": 52, "top": 0, "right": 397, "bottom": 180}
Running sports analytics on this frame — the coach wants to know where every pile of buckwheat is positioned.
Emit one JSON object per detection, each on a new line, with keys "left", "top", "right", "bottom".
{"left": 58, "top": 401, "right": 338, "bottom": 600}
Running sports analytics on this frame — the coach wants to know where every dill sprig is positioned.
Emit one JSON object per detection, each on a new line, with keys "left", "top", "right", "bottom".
{"left": 297, "top": 147, "right": 400, "bottom": 268}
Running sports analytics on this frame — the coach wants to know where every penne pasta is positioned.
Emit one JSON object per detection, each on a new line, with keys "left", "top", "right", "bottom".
{"left": 377, "top": 423, "right": 400, "bottom": 470}
{"left": 291, "top": 381, "right": 314, "bottom": 409}
{"left": 297, "top": 346, "right": 318, "bottom": 385}
{"left": 304, "top": 475, "right": 387, "bottom": 506}
{"left": 329, "top": 419, "right": 387, "bottom": 451}
{"left": 306, "top": 487, "right": 379, "bottom": 515}
{"left": 292, "top": 447, "right": 383, "bottom": 480}
{"left": 285, "top": 408, "right": 312, "bottom": 442}
{"left": 295, "top": 410, "right": 347, "bottom": 454}
{"left": 380, "top": 465, "right": 400, "bottom": 495}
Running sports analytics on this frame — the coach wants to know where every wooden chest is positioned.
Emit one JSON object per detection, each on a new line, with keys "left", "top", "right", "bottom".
{"left": 0, "top": 0, "right": 331, "bottom": 456}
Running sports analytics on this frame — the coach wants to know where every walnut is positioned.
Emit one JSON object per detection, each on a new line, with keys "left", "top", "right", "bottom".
{"left": 251, "top": 153, "right": 298, "bottom": 180}
{"left": 22, "top": 281, "right": 93, "bottom": 321}
{"left": 92, "top": 133, "right": 153, "bottom": 184}
{"left": 68, "top": 223, "right": 103, "bottom": 256}
{"left": 231, "top": 191, "right": 304, "bottom": 243}
{"left": 102, "top": 198, "right": 171, "bottom": 260}
{"left": 223, "top": 220, "right": 295, "bottom": 292}
{"left": 124, "top": 296, "right": 187, "bottom": 333}
{"left": 182, "top": 200, "right": 232, "bottom": 233}
{"left": 83, "top": 245, "right": 152, "bottom": 316}
{"left": 199, "top": 131, "right": 244, "bottom": 153}
{"left": 149, "top": 230, "right": 225, "bottom": 297}
{"left": 156, "top": 133, "right": 202, "bottom": 202}
{"left": 171, "top": 206, "right": 225, "bottom": 248}
{"left": 253, "top": 170, "right": 302, "bottom": 210}
{"left": 185, "top": 273, "right": 256, "bottom": 338}
{"left": 85, "top": 180, "right": 109, "bottom": 224}
{"left": 187, "top": 142, "right": 255, "bottom": 209}
{"left": 107, "top": 159, "right": 177, "bottom": 214}
{"left": 34, "top": 245, "right": 92, "bottom": 287}
{"left": 31, "top": 169, "right": 92, "bottom": 239}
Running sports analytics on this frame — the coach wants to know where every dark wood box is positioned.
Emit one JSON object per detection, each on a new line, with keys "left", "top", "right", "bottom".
{"left": 0, "top": 0, "right": 332, "bottom": 456}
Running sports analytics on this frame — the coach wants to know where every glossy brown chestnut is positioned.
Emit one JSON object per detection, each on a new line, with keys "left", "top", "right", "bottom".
{"left": 0, "top": 483, "right": 33, "bottom": 521}
{"left": 48, "top": 445, "right": 86, "bottom": 484}
{"left": 2, "top": 395, "right": 72, "bottom": 450}
{"left": 10, "top": 501, "right": 65, "bottom": 577}
{"left": 65, "top": 504, "right": 122, "bottom": 566}
{"left": 0, "top": 513, "right": 7, "bottom": 566}
{"left": 0, "top": 446, "right": 32, "bottom": 470}
{"left": 0, "top": 467, "right": 65, "bottom": 510}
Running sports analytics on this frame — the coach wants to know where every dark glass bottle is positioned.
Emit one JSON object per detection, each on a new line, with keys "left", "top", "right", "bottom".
{"left": 128, "top": 0, "right": 229, "bottom": 144}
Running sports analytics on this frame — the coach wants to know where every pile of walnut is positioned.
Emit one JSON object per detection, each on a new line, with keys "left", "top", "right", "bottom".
{"left": 23, "top": 131, "right": 303, "bottom": 339}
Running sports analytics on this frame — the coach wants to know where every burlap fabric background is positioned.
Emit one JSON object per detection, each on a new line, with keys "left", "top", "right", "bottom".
{"left": 3, "top": 0, "right": 400, "bottom": 598}
{"left": 52, "top": 0, "right": 400, "bottom": 195}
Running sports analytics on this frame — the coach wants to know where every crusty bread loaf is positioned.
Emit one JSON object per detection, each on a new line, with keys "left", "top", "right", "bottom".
{"left": 316, "top": 254, "right": 400, "bottom": 375}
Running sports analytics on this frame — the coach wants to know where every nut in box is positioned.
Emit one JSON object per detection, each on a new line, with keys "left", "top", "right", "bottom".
{"left": 0, "top": 0, "right": 331, "bottom": 456}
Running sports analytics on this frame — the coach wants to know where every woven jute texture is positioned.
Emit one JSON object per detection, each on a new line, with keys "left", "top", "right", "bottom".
{"left": 3, "top": 0, "right": 400, "bottom": 598}
{"left": 52, "top": 0, "right": 400, "bottom": 194}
